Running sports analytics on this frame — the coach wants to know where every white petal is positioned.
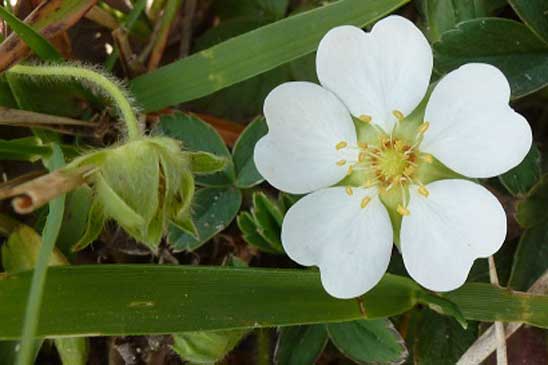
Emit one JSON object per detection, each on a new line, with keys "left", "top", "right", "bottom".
{"left": 422, "top": 63, "right": 532, "bottom": 178}
{"left": 401, "top": 179, "right": 507, "bottom": 292}
{"left": 281, "top": 187, "right": 393, "bottom": 298}
{"left": 255, "top": 82, "right": 357, "bottom": 194}
{"left": 316, "top": 16, "right": 433, "bottom": 132}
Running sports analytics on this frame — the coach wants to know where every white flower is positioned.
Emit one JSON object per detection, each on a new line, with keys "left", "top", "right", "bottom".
{"left": 253, "top": 15, "right": 532, "bottom": 299}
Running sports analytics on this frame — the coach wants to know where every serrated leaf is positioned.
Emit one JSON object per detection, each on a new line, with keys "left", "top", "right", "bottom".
{"left": 237, "top": 212, "right": 282, "bottom": 254}
{"left": 233, "top": 117, "right": 268, "bottom": 188}
{"left": 274, "top": 325, "right": 328, "bottom": 365}
{"left": 327, "top": 319, "right": 408, "bottom": 364}
{"left": 418, "top": 0, "right": 494, "bottom": 43}
{"left": 508, "top": 0, "right": 548, "bottom": 44}
{"left": 157, "top": 112, "right": 235, "bottom": 187}
{"left": 434, "top": 18, "right": 548, "bottom": 98}
{"left": 252, "top": 193, "right": 283, "bottom": 249}
{"left": 168, "top": 187, "right": 242, "bottom": 252}
{"left": 499, "top": 144, "right": 541, "bottom": 196}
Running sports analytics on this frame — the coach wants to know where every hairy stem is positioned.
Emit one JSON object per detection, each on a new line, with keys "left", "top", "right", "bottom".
{"left": 8, "top": 63, "right": 142, "bottom": 140}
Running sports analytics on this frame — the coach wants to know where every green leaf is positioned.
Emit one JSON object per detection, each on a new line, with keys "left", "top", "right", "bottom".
{"left": 327, "top": 319, "right": 407, "bottom": 364}
{"left": 1, "top": 225, "right": 67, "bottom": 274}
{"left": 130, "top": 0, "right": 411, "bottom": 112}
{"left": 418, "top": 0, "right": 493, "bottom": 42}
{"left": 516, "top": 173, "right": 548, "bottom": 227}
{"left": 0, "top": 137, "right": 51, "bottom": 162}
{"left": 0, "top": 268, "right": 473, "bottom": 339}
{"left": 434, "top": 18, "right": 548, "bottom": 98}
{"left": 189, "top": 151, "right": 228, "bottom": 174}
{"left": 499, "top": 144, "right": 541, "bottom": 196}
{"left": 0, "top": 6, "right": 62, "bottom": 62}
{"left": 237, "top": 212, "right": 280, "bottom": 254}
{"left": 274, "top": 325, "right": 328, "bottom": 365}
{"left": 508, "top": 224, "right": 548, "bottom": 291}
{"left": 172, "top": 329, "right": 249, "bottom": 364}
{"left": 233, "top": 117, "right": 268, "bottom": 188}
{"left": 168, "top": 187, "right": 242, "bottom": 252}
{"left": 157, "top": 112, "right": 235, "bottom": 187}
{"left": 508, "top": 0, "right": 548, "bottom": 44}
{"left": 412, "top": 309, "right": 477, "bottom": 365}
{"left": 251, "top": 192, "right": 283, "bottom": 245}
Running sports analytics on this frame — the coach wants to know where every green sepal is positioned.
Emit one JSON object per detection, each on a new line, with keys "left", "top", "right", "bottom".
{"left": 72, "top": 198, "right": 106, "bottom": 252}
{"left": 95, "top": 174, "right": 145, "bottom": 229}
{"left": 189, "top": 151, "right": 228, "bottom": 174}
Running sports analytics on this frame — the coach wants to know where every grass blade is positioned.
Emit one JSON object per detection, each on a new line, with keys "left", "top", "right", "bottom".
{"left": 0, "top": 265, "right": 546, "bottom": 339}
{"left": 16, "top": 145, "right": 66, "bottom": 365}
{"left": 0, "top": 6, "right": 61, "bottom": 62}
{"left": 130, "top": 0, "right": 410, "bottom": 112}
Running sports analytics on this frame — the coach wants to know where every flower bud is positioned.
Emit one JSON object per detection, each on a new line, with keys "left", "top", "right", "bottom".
{"left": 69, "top": 136, "right": 225, "bottom": 251}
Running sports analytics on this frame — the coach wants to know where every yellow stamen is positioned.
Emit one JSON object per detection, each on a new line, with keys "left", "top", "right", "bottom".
{"left": 421, "top": 154, "right": 433, "bottom": 164}
{"left": 394, "top": 140, "right": 405, "bottom": 151}
{"left": 347, "top": 165, "right": 354, "bottom": 175}
{"left": 345, "top": 186, "right": 353, "bottom": 196}
{"left": 360, "top": 196, "right": 371, "bottom": 209}
{"left": 358, "top": 114, "right": 372, "bottom": 123}
{"left": 418, "top": 185, "right": 429, "bottom": 197}
{"left": 392, "top": 110, "right": 404, "bottom": 121}
{"left": 403, "top": 165, "right": 416, "bottom": 176}
{"left": 336, "top": 159, "right": 347, "bottom": 166}
{"left": 336, "top": 141, "right": 348, "bottom": 150}
{"left": 358, "top": 152, "right": 367, "bottom": 162}
{"left": 358, "top": 142, "right": 368, "bottom": 149}
{"left": 418, "top": 121, "right": 430, "bottom": 134}
{"left": 397, "top": 205, "right": 410, "bottom": 216}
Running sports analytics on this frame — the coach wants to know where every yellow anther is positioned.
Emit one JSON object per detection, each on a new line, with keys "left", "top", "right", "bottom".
{"left": 363, "top": 179, "right": 374, "bottom": 188}
{"left": 358, "top": 142, "right": 368, "bottom": 149}
{"left": 345, "top": 186, "right": 353, "bottom": 196}
{"left": 336, "top": 141, "right": 348, "bottom": 150}
{"left": 358, "top": 152, "right": 367, "bottom": 162}
{"left": 336, "top": 159, "right": 347, "bottom": 166}
{"left": 347, "top": 165, "right": 354, "bottom": 175}
{"left": 358, "top": 114, "right": 372, "bottom": 123}
{"left": 403, "top": 165, "right": 416, "bottom": 176}
{"left": 392, "top": 110, "right": 404, "bottom": 121}
{"left": 418, "top": 185, "right": 429, "bottom": 197}
{"left": 418, "top": 121, "right": 430, "bottom": 134}
{"left": 397, "top": 205, "right": 410, "bottom": 216}
{"left": 394, "top": 140, "right": 405, "bottom": 151}
{"left": 360, "top": 196, "right": 372, "bottom": 209}
{"left": 421, "top": 154, "right": 433, "bottom": 164}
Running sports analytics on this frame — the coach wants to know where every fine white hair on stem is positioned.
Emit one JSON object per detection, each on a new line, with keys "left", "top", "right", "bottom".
{"left": 6, "top": 61, "right": 143, "bottom": 140}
